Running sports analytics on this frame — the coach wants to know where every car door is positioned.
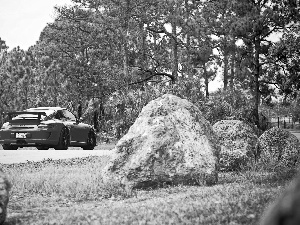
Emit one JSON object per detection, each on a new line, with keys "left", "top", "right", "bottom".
{"left": 61, "top": 110, "right": 88, "bottom": 144}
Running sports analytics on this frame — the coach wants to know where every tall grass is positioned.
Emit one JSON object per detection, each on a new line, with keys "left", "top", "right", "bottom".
{"left": 2, "top": 156, "right": 130, "bottom": 205}
{"left": 0, "top": 156, "right": 295, "bottom": 225}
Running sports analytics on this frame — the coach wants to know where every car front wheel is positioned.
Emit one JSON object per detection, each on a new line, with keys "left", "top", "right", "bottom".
{"left": 82, "top": 131, "right": 96, "bottom": 150}
{"left": 55, "top": 127, "right": 69, "bottom": 150}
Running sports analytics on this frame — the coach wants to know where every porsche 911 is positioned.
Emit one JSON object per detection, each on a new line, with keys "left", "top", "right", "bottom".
{"left": 0, "top": 107, "right": 96, "bottom": 150}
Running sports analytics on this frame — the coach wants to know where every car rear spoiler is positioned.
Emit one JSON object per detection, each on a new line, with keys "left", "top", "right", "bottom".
{"left": 3, "top": 112, "right": 47, "bottom": 121}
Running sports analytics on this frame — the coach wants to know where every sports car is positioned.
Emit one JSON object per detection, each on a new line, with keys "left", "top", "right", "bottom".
{"left": 0, "top": 107, "right": 96, "bottom": 150}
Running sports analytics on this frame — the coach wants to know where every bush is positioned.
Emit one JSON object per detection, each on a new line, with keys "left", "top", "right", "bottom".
{"left": 102, "top": 79, "right": 206, "bottom": 139}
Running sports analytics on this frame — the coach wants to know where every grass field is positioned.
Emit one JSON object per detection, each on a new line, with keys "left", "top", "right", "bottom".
{"left": 0, "top": 155, "right": 295, "bottom": 225}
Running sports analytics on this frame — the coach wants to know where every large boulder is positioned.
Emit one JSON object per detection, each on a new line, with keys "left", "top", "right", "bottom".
{"left": 212, "top": 120, "right": 258, "bottom": 171}
{"left": 0, "top": 169, "right": 11, "bottom": 225}
{"left": 102, "top": 94, "right": 220, "bottom": 189}
{"left": 260, "top": 174, "right": 300, "bottom": 225}
{"left": 256, "top": 127, "right": 300, "bottom": 169}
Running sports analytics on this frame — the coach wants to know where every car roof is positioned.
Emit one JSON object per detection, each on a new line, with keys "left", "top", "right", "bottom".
{"left": 25, "top": 107, "right": 67, "bottom": 116}
{"left": 26, "top": 107, "right": 67, "bottom": 111}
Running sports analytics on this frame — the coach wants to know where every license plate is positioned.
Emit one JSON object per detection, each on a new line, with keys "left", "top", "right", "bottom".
{"left": 16, "top": 133, "right": 27, "bottom": 139}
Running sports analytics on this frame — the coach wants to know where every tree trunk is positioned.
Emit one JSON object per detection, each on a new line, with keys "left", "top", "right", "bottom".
{"left": 253, "top": 38, "right": 261, "bottom": 128}
{"left": 53, "top": 72, "right": 58, "bottom": 106}
{"left": 204, "top": 65, "right": 209, "bottom": 98}
{"left": 223, "top": 52, "right": 229, "bottom": 90}
{"left": 139, "top": 22, "right": 147, "bottom": 69}
{"left": 77, "top": 102, "right": 82, "bottom": 119}
{"left": 93, "top": 110, "right": 99, "bottom": 131}
{"left": 230, "top": 49, "right": 235, "bottom": 89}
{"left": 122, "top": 0, "right": 130, "bottom": 78}
{"left": 123, "top": 40, "right": 129, "bottom": 78}
{"left": 185, "top": 0, "right": 192, "bottom": 78}
{"left": 171, "top": 21, "right": 178, "bottom": 82}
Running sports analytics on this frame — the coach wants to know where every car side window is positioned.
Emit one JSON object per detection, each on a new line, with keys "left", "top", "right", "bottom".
{"left": 62, "top": 110, "right": 76, "bottom": 122}
{"left": 54, "top": 111, "right": 64, "bottom": 120}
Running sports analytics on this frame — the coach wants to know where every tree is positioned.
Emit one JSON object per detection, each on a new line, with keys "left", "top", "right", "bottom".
{"left": 191, "top": 45, "right": 217, "bottom": 98}
{"left": 0, "top": 47, "right": 37, "bottom": 111}
{"left": 0, "top": 37, "right": 8, "bottom": 52}
{"left": 266, "top": 23, "right": 300, "bottom": 99}
{"left": 227, "top": 0, "right": 299, "bottom": 129}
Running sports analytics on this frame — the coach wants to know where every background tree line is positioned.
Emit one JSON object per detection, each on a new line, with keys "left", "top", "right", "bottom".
{"left": 0, "top": 0, "right": 299, "bottom": 139}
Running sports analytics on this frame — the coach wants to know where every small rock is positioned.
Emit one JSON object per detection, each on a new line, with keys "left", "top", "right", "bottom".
{"left": 256, "top": 127, "right": 300, "bottom": 169}
{"left": 0, "top": 169, "right": 11, "bottom": 225}
{"left": 213, "top": 120, "right": 258, "bottom": 171}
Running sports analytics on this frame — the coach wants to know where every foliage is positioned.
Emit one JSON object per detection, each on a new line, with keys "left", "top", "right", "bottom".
{"left": 201, "top": 86, "right": 254, "bottom": 124}
{"left": 0, "top": 37, "right": 8, "bottom": 52}
{"left": 99, "top": 82, "right": 269, "bottom": 139}
{"left": 266, "top": 23, "right": 300, "bottom": 99}
{"left": 102, "top": 78, "right": 205, "bottom": 138}
{"left": 291, "top": 94, "right": 300, "bottom": 123}
{"left": 0, "top": 47, "right": 36, "bottom": 112}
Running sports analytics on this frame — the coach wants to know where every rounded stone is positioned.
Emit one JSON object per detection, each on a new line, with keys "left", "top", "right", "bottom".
{"left": 102, "top": 94, "right": 220, "bottom": 189}
{"left": 257, "top": 127, "right": 300, "bottom": 169}
{"left": 0, "top": 169, "right": 11, "bottom": 225}
{"left": 213, "top": 120, "right": 258, "bottom": 171}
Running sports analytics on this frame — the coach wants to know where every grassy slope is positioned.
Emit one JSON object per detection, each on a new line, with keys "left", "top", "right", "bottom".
{"left": 1, "top": 156, "right": 291, "bottom": 225}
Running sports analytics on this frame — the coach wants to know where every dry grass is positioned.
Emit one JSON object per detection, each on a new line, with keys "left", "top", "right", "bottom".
{"left": 0, "top": 156, "right": 294, "bottom": 225}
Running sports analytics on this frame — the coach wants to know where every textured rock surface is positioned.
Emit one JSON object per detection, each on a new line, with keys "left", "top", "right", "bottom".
{"left": 257, "top": 127, "right": 300, "bottom": 168}
{"left": 212, "top": 120, "right": 258, "bottom": 171}
{"left": 102, "top": 94, "right": 220, "bottom": 189}
{"left": 0, "top": 169, "right": 11, "bottom": 225}
{"left": 260, "top": 174, "right": 300, "bottom": 225}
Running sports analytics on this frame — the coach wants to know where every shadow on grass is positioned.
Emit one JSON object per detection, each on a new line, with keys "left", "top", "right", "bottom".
{"left": 4, "top": 218, "right": 20, "bottom": 225}
{"left": 218, "top": 169, "right": 297, "bottom": 188}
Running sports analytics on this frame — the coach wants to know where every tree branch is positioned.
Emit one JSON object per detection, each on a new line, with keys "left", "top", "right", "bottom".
{"left": 128, "top": 69, "right": 176, "bottom": 86}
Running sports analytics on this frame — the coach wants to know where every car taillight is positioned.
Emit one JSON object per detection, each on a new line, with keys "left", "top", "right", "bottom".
{"left": 38, "top": 124, "right": 55, "bottom": 129}
{"left": 1, "top": 122, "right": 9, "bottom": 130}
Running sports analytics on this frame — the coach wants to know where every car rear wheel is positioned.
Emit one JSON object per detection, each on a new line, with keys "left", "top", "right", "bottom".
{"left": 2, "top": 144, "right": 18, "bottom": 150}
{"left": 82, "top": 131, "right": 96, "bottom": 150}
{"left": 55, "top": 127, "right": 69, "bottom": 150}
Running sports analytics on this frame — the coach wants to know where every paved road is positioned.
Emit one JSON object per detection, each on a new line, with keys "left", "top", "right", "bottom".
{"left": 290, "top": 130, "right": 300, "bottom": 140}
{"left": 0, "top": 145, "right": 114, "bottom": 164}
{"left": 1, "top": 130, "right": 299, "bottom": 165}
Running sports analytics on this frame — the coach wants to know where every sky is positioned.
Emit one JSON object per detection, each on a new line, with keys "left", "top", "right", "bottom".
{"left": 0, "top": 0, "right": 71, "bottom": 50}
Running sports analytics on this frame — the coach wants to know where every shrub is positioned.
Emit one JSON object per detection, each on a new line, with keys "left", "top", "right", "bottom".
{"left": 102, "top": 79, "right": 206, "bottom": 139}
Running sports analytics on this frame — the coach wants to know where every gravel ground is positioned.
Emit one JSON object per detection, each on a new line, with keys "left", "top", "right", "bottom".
{"left": 0, "top": 143, "right": 115, "bottom": 164}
